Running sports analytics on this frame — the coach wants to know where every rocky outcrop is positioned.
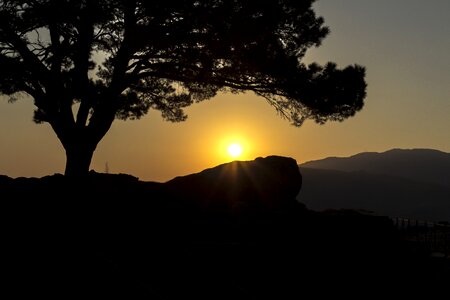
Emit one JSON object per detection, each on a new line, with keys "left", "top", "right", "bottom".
{"left": 1, "top": 156, "right": 303, "bottom": 219}
{"left": 166, "top": 155, "right": 303, "bottom": 213}
{"left": 2, "top": 156, "right": 306, "bottom": 297}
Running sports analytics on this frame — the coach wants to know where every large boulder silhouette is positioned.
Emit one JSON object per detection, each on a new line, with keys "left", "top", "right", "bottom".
{"left": 165, "top": 155, "right": 303, "bottom": 213}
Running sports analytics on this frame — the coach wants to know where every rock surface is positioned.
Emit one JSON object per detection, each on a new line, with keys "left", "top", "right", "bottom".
{"left": 166, "top": 155, "right": 302, "bottom": 213}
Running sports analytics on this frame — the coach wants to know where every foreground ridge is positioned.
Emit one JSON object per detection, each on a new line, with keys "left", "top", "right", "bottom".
{"left": 2, "top": 156, "right": 448, "bottom": 297}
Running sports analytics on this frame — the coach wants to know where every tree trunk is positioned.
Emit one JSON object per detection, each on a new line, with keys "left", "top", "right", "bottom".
{"left": 50, "top": 97, "right": 116, "bottom": 177}
{"left": 64, "top": 142, "right": 96, "bottom": 177}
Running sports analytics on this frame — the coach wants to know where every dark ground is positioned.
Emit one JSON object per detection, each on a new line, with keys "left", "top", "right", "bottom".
{"left": 1, "top": 164, "right": 449, "bottom": 298}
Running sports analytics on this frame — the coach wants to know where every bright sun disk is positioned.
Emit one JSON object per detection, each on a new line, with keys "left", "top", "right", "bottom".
{"left": 227, "top": 143, "right": 243, "bottom": 158}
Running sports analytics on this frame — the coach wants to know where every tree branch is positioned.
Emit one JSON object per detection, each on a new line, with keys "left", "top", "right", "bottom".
{"left": 1, "top": 25, "right": 52, "bottom": 85}
{"left": 73, "top": 6, "right": 95, "bottom": 128}
{"left": 49, "top": 24, "right": 63, "bottom": 74}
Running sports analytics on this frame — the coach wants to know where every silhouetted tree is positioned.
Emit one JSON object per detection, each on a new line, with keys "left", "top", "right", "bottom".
{"left": 0, "top": 0, "right": 366, "bottom": 176}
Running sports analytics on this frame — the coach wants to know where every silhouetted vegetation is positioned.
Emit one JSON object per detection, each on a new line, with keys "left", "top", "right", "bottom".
{"left": 0, "top": 0, "right": 366, "bottom": 176}
{"left": 2, "top": 157, "right": 448, "bottom": 297}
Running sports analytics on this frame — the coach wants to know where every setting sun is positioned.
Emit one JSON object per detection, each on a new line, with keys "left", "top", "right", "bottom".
{"left": 217, "top": 133, "right": 254, "bottom": 163}
{"left": 227, "top": 143, "right": 243, "bottom": 158}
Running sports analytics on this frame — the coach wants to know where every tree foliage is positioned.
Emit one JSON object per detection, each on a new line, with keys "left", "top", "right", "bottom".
{"left": 0, "top": 0, "right": 366, "bottom": 175}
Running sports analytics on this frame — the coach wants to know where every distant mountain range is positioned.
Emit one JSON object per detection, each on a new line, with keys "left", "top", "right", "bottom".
{"left": 297, "top": 149, "right": 450, "bottom": 222}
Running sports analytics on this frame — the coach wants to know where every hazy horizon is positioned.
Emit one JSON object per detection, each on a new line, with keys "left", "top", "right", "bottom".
{"left": 1, "top": 0, "right": 450, "bottom": 181}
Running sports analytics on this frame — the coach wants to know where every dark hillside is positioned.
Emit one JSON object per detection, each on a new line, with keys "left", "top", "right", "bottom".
{"left": 297, "top": 167, "right": 450, "bottom": 222}
{"left": 2, "top": 157, "right": 448, "bottom": 298}
{"left": 301, "top": 149, "right": 450, "bottom": 187}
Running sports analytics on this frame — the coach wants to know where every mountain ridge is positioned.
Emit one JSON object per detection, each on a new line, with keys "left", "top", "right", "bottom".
{"left": 300, "top": 148, "right": 450, "bottom": 188}
{"left": 297, "top": 148, "right": 450, "bottom": 221}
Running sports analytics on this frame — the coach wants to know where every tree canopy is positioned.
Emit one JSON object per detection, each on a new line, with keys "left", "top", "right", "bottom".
{"left": 0, "top": 0, "right": 366, "bottom": 176}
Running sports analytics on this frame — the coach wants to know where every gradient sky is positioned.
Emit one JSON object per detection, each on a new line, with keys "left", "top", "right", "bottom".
{"left": 1, "top": 0, "right": 449, "bottom": 181}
